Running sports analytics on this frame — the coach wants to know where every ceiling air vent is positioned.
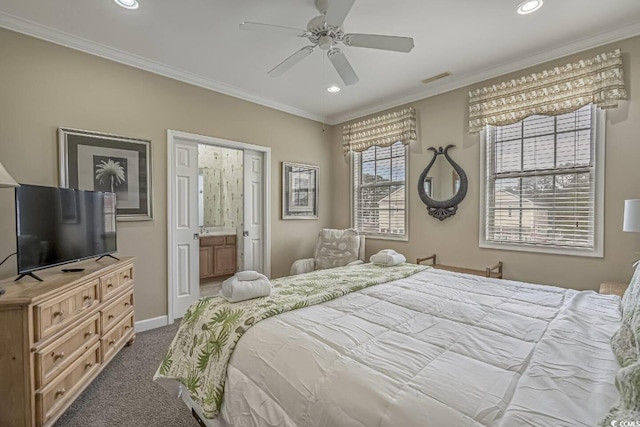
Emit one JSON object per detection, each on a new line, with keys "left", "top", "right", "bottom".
{"left": 421, "top": 72, "right": 451, "bottom": 85}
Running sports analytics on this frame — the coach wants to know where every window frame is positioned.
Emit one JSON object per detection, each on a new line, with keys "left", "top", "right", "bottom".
{"left": 479, "top": 106, "right": 605, "bottom": 257}
{"left": 350, "top": 143, "right": 409, "bottom": 241}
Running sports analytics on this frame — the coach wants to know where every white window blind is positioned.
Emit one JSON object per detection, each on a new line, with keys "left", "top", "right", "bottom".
{"left": 482, "top": 104, "right": 604, "bottom": 255}
{"left": 352, "top": 141, "right": 407, "bottom": 239}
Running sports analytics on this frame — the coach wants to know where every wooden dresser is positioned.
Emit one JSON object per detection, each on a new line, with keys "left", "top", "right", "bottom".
{"left": 0, "top": 257, "right": 135, "bottom": 427}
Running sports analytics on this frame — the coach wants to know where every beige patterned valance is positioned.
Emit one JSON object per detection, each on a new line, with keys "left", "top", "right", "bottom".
{"left": 468, "top": 49, "right": 627, "bottom": 133}
{"left": 343, "top": 107, "right": 417, "bottom": 155}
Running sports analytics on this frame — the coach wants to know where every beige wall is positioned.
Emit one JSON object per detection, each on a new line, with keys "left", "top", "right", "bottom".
{"left": 0, "top": 29, "right": 334, "bottom": 320}
{"left": 332, "top": 35, "right": 640, "bottom": 290}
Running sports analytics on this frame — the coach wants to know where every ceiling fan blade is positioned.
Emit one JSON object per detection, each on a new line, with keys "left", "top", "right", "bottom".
{"left": 344, "top": 34, "right": 414, "bottom": 52}
{"left": 239, "top": 21, "right": 307, "bottom": 37}
{"left": 324, "top": 0, "right": 356, "bottom": 27}
{"left": 268, "top": 46, "right": 316, "bottom": 77}
{"left": 327, "top": 48, "right": 359, "bottom": 86}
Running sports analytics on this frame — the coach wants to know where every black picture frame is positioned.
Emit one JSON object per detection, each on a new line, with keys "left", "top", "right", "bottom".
{"left": 59, "top": 128, "right": 153, "bottom": 221}
{"left": 282, "top": 162, "right": 318, "bottom": 220}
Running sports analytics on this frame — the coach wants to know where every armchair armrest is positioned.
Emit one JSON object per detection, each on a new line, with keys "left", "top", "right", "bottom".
{"left": 290, "top": 258, "right": 316, "bottom": 276}
{"left": 346, "top": 260, "right": 364, "bottom": 267}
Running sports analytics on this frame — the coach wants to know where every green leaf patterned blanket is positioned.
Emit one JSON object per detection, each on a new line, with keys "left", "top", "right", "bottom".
{"left": 153, "top": 262, "right": 428, "bottom": 418}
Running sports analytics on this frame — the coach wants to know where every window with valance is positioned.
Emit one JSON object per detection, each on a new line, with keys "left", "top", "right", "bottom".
{"left": 474, "top": 49, "right": 627, "bottom": 256}
{"left": 344, "top": 107, "right": 417, "bottom": 240}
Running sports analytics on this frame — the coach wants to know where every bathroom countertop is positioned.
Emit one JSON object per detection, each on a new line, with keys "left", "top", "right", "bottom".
{"left": 199, "top": 227, "right": 237, "bottom": 237}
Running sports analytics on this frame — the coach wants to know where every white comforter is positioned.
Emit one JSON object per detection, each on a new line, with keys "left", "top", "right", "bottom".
{"left": 211, "top": 268, "right": 621, "bottom": 427}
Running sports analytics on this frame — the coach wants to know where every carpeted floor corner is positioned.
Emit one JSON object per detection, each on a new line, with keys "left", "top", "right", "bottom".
{"left": 54, "top": 322, "right": 199, "bottom": 427}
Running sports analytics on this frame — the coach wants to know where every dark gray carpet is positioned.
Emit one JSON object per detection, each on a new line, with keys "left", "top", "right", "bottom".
{"left": 55, "top": 323, "right": 199, "bottom": 427}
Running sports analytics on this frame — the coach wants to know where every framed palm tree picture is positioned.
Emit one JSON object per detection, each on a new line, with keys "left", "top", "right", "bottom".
{"left": 59, "top": 128, "right": 153, "bottom": 221}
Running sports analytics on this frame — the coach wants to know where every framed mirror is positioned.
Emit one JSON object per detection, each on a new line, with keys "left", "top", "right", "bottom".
{"left": 417, "top": 145, "right": 468, "bottom": 220}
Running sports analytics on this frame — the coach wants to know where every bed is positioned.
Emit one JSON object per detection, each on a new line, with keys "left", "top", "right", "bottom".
{"left": 154, "top": 263, "right": 633, "bottom": 427}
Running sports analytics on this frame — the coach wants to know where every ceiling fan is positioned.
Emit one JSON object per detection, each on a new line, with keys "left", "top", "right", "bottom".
{"left": 239, "top": 0, "right": 415, "bottom": 86}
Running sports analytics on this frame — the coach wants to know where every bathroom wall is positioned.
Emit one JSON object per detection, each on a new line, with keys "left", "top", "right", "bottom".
{"left": 198, "top": 145, "right": 243, "bottom": 228}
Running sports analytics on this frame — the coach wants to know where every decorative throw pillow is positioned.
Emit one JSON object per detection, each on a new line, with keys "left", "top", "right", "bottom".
{"left": 314, "top": 228, "right": 360, "bottom": 270}
{"left": 611, "top": 320, "right": 638, "bottom": 368}
{"left": 622, "top": 261, "right": 640, "bottom": 315}
{"left": 600, "top": 360, "right": 640, "bottom": 426}
{"left": 603, "top": 303, "right": 640, "bottom": 425}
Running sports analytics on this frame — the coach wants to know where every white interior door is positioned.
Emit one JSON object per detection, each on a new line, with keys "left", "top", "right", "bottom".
{"left": 243, "top": 149, "right": 264, "bottom": 274}
{"left": 170, "top": 139, "right": 200, "bottom": 319}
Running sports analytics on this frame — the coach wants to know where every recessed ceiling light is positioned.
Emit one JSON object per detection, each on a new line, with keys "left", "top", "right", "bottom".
{"left": 114, "top": 0, "right": 139, "bottom": 10}
{"left": 517, "top": 0, "right": 543, "bottom": 15}
{"left": 327, "top": 85, "right": 341, "bottom": 93}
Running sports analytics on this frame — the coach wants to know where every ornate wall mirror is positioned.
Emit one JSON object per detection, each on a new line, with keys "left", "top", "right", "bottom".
{"left": 417, "top": 145, "right": 468, "bottom": 220}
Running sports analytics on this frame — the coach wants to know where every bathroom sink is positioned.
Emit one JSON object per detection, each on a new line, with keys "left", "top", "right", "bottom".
{"left": 199, "top": 227, "right": 237, "bottom": 237}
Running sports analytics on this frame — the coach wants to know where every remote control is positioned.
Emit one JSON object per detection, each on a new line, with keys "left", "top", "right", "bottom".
{"left": 61, "top": 268, "right": 85, "bottom": 273}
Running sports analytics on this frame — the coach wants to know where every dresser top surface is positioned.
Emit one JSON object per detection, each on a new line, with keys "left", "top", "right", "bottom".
{"left": 0, "top": 256, "right": 134, "bottom": 306}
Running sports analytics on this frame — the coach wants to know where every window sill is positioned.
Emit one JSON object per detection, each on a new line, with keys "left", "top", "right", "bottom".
{"left": 362, "top": 234, "right": 409, "bottom": 242}
{"left": 479, "top": 240, "right": 603, "bottom": 258}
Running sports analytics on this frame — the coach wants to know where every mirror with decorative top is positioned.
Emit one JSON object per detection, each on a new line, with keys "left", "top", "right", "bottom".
{"left": 417, "top": 145, "right": 467, "bottom": 220}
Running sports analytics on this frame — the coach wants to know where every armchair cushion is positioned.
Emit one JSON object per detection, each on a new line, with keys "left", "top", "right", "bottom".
{"left": 290, "top": 258, "right": 316, "bottom": 276}
{"left": 314, "top": 228, "right": 361, "bottom": 270}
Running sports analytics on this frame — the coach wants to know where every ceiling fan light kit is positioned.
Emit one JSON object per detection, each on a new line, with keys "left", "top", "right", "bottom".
{"left": 240, "top": 0, "right": 414, "bottom": 86}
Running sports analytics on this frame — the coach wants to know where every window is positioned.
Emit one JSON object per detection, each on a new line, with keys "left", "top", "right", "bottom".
{"left": 480, "top": 104, "right": 604, "bottom": 256}
{"left": 352, "top": 141, "right": 407, "bottom": 240}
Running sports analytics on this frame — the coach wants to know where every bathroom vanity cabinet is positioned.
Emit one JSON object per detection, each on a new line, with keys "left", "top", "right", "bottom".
{"left": 199, "top": 235, "right": 237, "bottom": 281}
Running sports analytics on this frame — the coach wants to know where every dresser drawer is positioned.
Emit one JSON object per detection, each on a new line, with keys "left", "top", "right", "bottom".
{"left": 36, "top": 342, "right": 100, "bottom": 426}
{"left": 101, "top": 289, "right": 134, "bottom": 333}
{"left": 101, "top": 310, "right": 135, "bottom": 364}
{"left": 34, "top": 313, "right": 100, "bottom": 389}
{"left": 100, "top": 263, "right": 134, "bottom": 302}
{"left": 34, "top": 279, "right": 99, "bottom": 342}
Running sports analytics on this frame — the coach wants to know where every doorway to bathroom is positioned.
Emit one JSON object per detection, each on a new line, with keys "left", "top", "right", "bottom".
{"left": 197, "top": 144, "right": 243, "bottom": 297}
{"left": 167, "top": 130, "right": 271, "bottom": 322}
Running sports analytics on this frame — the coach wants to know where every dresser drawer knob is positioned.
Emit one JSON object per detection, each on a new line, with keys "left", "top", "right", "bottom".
{"left": 124, "top": 275, "right": 130, "bottom": 279}
{"left": 53, "top": 351, "right": 65, "bottom": 361}
{"left": 124, "top": 302, "right": 130, "bottom": 307}
{"left": 124, "top": 326, "right": 130, "bottom": 330}
{"left": 108, "top": 314, "right": 115, "bottom": 320}
{"left": 85, "top": 362, "right": 94, "bottom": 369}
{"left": 53, "top": 310, "right": 64, "bottom": 317}
{"left": 109, "top": 339, "right": 116, "bottom": 346}
{"left": 107, "top": 283, "right": 114, "bottom": 289}
{"left": 84, "top": 331, "right": 94, "bottom": 338}
{"left": 55, "top": 388, "right": 66, "bottom": 398}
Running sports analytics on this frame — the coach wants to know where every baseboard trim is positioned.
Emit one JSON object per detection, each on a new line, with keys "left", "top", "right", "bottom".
{"left": 135, "top": 315, "right": 169, "bottom": 333}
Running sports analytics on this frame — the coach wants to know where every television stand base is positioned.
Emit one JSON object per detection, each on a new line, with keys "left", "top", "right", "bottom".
{"left": 96, "top": 254, "right": 120, "bottom": 262}
{"left": 15, "top": 272, "right": 43, "bottom": 282}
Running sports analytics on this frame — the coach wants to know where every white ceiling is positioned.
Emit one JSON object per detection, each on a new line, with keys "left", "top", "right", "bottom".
{"left": 1, "top": 0, "right": 639, "bottom": 125}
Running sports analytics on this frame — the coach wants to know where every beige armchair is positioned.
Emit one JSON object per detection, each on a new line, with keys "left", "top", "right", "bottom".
{"left": 290, "top": 228, "right": 366, "bottom": 275}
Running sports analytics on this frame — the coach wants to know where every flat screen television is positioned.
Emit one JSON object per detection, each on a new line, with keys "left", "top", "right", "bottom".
{"left": 15, "top": 184, "right": 117, "bottom": 280}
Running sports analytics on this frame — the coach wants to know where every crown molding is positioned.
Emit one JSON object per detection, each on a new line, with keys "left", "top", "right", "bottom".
{"left": 0, "top": 12, "right": 326, "bottom": 124}
{"left": 1, "top": 11, "right": 638, "bottom": 127}
{"left": 328, "top": 21, "right": 640, "bottom": 125}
